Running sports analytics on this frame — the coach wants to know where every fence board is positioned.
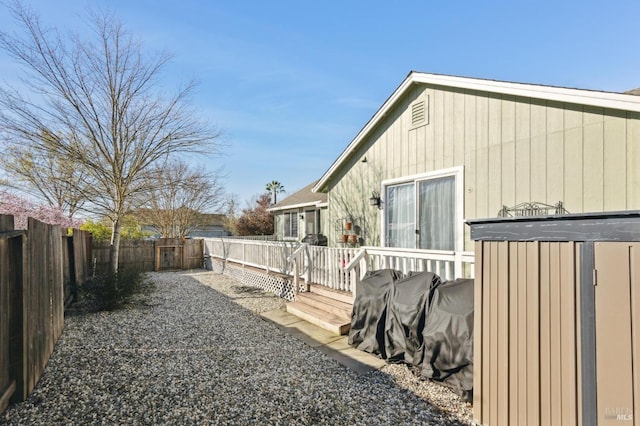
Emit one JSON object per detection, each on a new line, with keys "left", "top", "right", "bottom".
{"left": 0, "top": 216, "right": 91, "bottom": 414}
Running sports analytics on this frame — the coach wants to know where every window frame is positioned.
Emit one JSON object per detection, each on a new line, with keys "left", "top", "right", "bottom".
{"left": 282, "top": 211, "right": 299, "bottom": 240}
{"left": 381, "top": 166, "right": 463, "bottom": 253}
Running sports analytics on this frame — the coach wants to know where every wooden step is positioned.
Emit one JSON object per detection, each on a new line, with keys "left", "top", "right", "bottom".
{"left": 308, "top": 284, "right": 353, "bottom": 304}
{"left": 286, "top": 301, "right": 351, "bottom": 335}
{"left": 296, "top": 292, "right": 352, "bottom": 319}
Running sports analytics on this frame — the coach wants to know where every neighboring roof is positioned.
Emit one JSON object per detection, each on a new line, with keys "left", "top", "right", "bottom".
{"left": 267, "top": 180, "right": 328, "bottom": 212}
{"left": 313, "top": 71, "right": 640, "bottom": 193}
{"left": 198, "top": 213, "right": 227, "bottom": 227}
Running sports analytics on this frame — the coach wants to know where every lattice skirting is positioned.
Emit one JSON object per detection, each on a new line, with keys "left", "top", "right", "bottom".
{"left": 209, "top": 259, "right": 297, "bottom": 301}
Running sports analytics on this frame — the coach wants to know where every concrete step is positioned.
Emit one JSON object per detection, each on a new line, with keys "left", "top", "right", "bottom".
{"left": 308, "top": 284, "right": 353, "bottom": 304}
{"left": 296, "top": 292, "right": 353, "bottom": 319}
{"left": 286, "top": 301, "right": 351, "bottom": 335}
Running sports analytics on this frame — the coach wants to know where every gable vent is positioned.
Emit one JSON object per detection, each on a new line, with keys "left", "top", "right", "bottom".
{"left": 411, "top": 100, "right": 426, "bottom": 125}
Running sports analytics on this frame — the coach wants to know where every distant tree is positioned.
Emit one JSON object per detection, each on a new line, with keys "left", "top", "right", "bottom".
{"left": 265, "top": 180, "right": 285, "bottom": 205}
{"left": 0, "top": 3, "right": 222, "bottom": 274}
{"left": 0, "top": 133, "right": 88, "bottom": 217}
{"left": 234, "top": 193, "right": 274, "bottom": 236}
{"left": 80, "top": 215, "right": 150, "bottom": 242}
{"left": 221, "top": 193, "right": 239, "bottom": 235}
{"left": 136, "top": 160, "right": 226, "bottom": 238}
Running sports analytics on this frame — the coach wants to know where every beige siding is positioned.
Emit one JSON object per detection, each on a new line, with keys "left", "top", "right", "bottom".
{"left": 629, "top": 113, "right": 640, "bottom": 207}
{"left": 327, "top": 83, "right": 640, "bottom": 248}
{"left": 474, "top": 241, "right": 580, "bottom": 426}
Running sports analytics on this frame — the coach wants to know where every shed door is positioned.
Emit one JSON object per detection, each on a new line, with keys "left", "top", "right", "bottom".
{"left": 594, "top": 242, "right": 640, "bottom": 425}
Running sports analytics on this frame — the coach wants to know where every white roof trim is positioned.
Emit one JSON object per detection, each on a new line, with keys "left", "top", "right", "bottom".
{"left": 313, "top": 71, "right": 640, "bottom": 193}
{"left": 267, "top": 201, "right": 326, "bottom": 212}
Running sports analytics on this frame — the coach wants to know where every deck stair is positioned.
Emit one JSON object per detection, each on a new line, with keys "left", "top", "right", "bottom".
{"left": 286, "top": 284, "right": 353, "bottom": 335}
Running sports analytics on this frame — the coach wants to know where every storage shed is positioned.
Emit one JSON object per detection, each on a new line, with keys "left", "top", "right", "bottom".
{"left": 468, "top": 211, "right": 640, "bottom": 426}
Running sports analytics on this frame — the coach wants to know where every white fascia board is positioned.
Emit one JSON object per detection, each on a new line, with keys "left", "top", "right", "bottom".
{"left": 413, "top": 73, "right": 640, "bottom": 113}
{"left": 267, "top": 201, "right": 324, "bottom": 212}
{"left": 313, "top": 71, "right": 640, "bottom": 194}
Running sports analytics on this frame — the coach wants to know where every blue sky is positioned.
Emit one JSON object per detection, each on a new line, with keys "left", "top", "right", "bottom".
{"left": 1, "top": 0, "right": 639, "bottom": 208}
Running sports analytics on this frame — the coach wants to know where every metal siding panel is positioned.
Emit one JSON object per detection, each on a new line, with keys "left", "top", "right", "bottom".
{"left": 631, "top": 245, "right": 640, "bottom": 425}
{"left": 603, "top": 112, "right": 627, "bottom": 211}
{"left": 549, "top": 243, "right": 562, "bottom": 424}
{"left": 594, "top": 242, "right": 634, "bottom": 425}
{"left": 517, "top": 242, "right": 529, "bottom": 425}
{"left": 497, "top": 241, "right": 509, "bottom": 425}
{"left": 508, "top": 242, "right": 519, "bottom": 426}
{"left": 560, "top": 242, "right": 578, "bottom": 425}
{"left": 527, "top": 241, "right": 541, "bottom": 425}
{"left": 483, "top": 241, "right": 494, "bottom": 425}
{"left": 489, "top": 241, "right": 499, "bottom": 426}
{"left": 540, "top": 242, "right": 552, "bottom": 425}
{"left": 473, "top": 241, "right": 485, "bottom": 424}
{"left": 575, "top": 243, "right": 583, "bottom": 426}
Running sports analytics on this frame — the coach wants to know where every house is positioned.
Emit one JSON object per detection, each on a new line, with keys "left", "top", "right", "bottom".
{"left": 185, "top": 213, "right": 232, "bottom": 238}
{"left": 138, "top": 211, "right": 232, "bottom": 238}
{"left": 268, "top": 180, "right": 328, "bottom": 242}
{"left": 313, "top": 71, "right": 640, "bottom": 267}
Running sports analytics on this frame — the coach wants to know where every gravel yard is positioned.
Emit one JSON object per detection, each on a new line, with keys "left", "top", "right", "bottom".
{"left": 0, "top": 270, "right": 472, "bottom": 425}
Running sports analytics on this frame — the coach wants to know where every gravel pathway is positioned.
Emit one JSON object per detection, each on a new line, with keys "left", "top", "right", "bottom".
{"left": 0, "top": 271, "right": 472, "bottom": 425}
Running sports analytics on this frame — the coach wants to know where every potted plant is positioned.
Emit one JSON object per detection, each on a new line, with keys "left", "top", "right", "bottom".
{"left": 341, "top": 234, "right": 348, "bottom": 243}
{"left": 345, "top": 221, "right": 353, "bottom": 231}
{"left": 348, "top": 234, "right": 358, "bottom": 244}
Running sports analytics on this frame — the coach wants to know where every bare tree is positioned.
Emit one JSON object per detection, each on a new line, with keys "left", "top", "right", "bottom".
{"left": 137, "top": 160, "right": 226, "bottom": 238}
{"left": 0, "top": 3, "right": 222, "bottom": 273}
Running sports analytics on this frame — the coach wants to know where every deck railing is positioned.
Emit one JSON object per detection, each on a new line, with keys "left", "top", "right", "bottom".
{"left": 203, "top": 238, "right": 474, "bottom": 296}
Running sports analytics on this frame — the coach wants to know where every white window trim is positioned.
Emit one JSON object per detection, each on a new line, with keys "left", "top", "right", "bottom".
{"left": 282, "top": 211, "right": 299, "bottom": 240}
{"left": 380, "top": 166, "right": 464, "bottom": 253}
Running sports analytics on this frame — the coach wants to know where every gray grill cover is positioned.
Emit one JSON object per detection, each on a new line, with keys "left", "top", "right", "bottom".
{"left": 348, "top": 269, "right": 403, "bottom": 357}
{"left": 349, "top": 271, "right": 473, "bottom": 401}
{"left": 420, "top": 278, "right": 473, "bottom": 401}
{"left": 384, "top": 271, "right": 441, "bottom": 364}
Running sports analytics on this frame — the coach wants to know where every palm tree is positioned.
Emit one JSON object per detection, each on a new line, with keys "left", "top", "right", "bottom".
{"left": 265, "top": 180, "right": 285, "bottom": 205}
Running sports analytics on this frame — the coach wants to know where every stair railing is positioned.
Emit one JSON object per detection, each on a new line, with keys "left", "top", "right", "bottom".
{"left": 286, "top": 243, "right": 311, "bottom": 296}
{"left": 342, "top": 248, "right": 368, "bottom": 302}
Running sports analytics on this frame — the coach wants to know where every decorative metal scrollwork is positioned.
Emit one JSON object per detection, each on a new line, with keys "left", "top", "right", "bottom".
{"left": 497, "top": 201, "right": 569, "bottom": 217}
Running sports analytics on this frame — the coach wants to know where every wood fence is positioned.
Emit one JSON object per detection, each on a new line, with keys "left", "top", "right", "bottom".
{"left": 92, "top": 238, "right": 204, "bottom": 274}
{"left": 0, "top": 215, "right": 91, "bottom": 414}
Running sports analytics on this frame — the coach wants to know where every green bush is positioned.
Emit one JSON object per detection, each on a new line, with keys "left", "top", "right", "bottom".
{"left": 80, "top": 269, "right": 154, "bottom": 311}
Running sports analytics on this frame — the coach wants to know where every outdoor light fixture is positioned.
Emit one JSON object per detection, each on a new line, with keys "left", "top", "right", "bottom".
{"left": 369, "top": 191, "right": 382, "bottom": 208}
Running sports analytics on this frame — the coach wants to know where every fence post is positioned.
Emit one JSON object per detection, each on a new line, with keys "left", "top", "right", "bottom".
{"left": 292, "top": 258, "right": 299, "bottom": 297}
